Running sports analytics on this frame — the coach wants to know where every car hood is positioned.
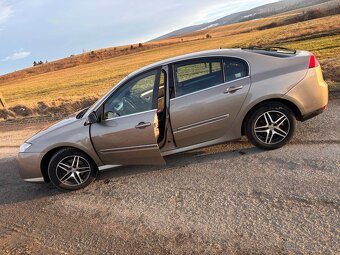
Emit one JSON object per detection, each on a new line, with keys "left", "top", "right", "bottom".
{"left": 27, "top": 116, "right": 80, "bottom": 143}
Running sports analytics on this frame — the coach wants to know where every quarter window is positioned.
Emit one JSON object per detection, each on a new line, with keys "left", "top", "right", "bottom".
{"left": 224, "top": 58, "right": 249, "bottom": 82}
{"left": 174, "top": 59, "right": 223, "bottom": 97}
{"left": 103, "top": 70, "right": 158, "bottom": 119}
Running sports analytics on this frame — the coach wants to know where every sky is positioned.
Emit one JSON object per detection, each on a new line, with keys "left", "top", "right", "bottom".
{"left": 0, "top": 0, "right": 279, "bottom": 75}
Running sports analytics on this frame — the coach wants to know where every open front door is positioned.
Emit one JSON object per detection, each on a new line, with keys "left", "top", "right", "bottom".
{"left": 90, "top": 68, "right": 165, "bottom": 165}
{"left": 91, "top": 110, "right": 164, "bottom": 165}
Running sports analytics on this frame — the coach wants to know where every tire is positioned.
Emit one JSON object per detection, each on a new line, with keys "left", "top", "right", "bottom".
{"left": 245, "top": 102, "right": 296, "bottom": 150}
{"left": 48, "top": 148, "right": 98, "bottom": 190}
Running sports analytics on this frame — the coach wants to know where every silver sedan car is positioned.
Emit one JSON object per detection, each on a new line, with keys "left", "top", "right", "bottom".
{"left": 17, "top": 48, "right": 328, "bottom": 190}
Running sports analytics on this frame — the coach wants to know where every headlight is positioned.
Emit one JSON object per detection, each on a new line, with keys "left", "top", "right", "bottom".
{"left": 19, "top": 143, "right": 32, "bottom": 153}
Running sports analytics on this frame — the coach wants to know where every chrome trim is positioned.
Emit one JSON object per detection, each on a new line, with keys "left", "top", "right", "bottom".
{"left": 24, "top": 177, "right": 44, "bottom": 183}
{"left": 170, "top": 76, "right": 249, "bottom": 101}
{"left": 161, "top": 136, "right": 229, "bottom": 156}
{"left": 100, "top": 144, "right": 158, "bottom": 153}
{"left": 169, "top": 54, "right": 251, "bottom": 76}
{"left": 135, "top": 122, "right": 151, "bottom": 129}
{"left": 103, "top": 109, "right": 156, "bottom": 122}
{"left": 225, "top": 85, "right": 244, "bottom": 93}
{"left": 174, "top": 114, "right": 230, "bottom": 133}
{"left": 99, "top": 165, "right": 120, "bottom": 170}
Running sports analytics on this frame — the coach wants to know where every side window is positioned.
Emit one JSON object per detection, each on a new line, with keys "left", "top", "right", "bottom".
{"left": 174, "top": 59, "right": 223, "bottom": 97}
{"left": 224, "top": 58, "right": 249, "bottom": 82}
{"left": 103, "top": 69, "right": 158, "bottom": 119}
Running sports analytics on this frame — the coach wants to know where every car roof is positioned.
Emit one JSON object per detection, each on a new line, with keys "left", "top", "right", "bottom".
{"left": 127, "top": 48, "right": 245, "bottom": 78}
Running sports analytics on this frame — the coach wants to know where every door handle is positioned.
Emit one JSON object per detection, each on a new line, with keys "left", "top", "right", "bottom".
{"left": 225, "top": 86, "right": 243, "bottom": 94}
{"left": 135, "top": 122, "right": 151, "bottom": 129}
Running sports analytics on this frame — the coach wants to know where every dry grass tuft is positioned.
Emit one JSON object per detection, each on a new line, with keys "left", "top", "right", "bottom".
{"left": 9, "top": 105, "right": 33, "bottom": 117}
{"left": 0, "top": 109, "right": 15, "bottom": 120}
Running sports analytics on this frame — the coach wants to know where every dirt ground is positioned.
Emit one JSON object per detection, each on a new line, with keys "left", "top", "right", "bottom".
{"left": 0, "top": 100, "right": 339, "bottom": 254}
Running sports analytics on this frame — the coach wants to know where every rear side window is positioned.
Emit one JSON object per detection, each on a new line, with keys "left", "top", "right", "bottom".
{"left": 174, "top": 58, "right": 223, "bottom": 97}
{"left": 224, "top": 58, "right": 249, "bottom": 82}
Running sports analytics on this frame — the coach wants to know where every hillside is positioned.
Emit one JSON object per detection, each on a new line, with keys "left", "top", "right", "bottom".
{"left": 0, "top": 10, "right": 339, "bottom": 120}
{"left": 152, "top": 0, "right": 334, "bottom": 40}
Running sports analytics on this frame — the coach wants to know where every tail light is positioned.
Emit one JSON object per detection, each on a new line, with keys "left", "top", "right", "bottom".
{"left": 309, "top": 53, "right": 319, "bottom": 68}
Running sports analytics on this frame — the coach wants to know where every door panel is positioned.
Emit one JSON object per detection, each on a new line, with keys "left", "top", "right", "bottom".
{"left": 170, "top": 77, "right": 251, "bottom": 147}
{"left": 91, "top": 110, "right": 165, "bottom": 165}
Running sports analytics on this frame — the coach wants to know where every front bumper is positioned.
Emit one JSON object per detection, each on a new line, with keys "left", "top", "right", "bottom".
{"left": 17, "top": 152, "right": 44, "bottom": 182}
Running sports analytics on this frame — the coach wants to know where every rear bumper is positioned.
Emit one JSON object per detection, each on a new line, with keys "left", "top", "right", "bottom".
{"left": 283, "top": 66, "right": 328, "bottom": 118}
{"left": 16, "top": 153, "right": 44, "bottom": 181}
{"left": 301, "top": 105, "right": 327, "bottom": 122}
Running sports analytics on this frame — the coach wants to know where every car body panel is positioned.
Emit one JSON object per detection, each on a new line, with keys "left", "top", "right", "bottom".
{"left": 170, "top": 77, "right": 251, "bottom": 147}
{"left": 16, "top": 49, "right": 328, "bottom": 182}
{"left": 17, "top": 152, "right": 42, "bottom": 179}
{"left": 90, "top": 109, "right": 165, "bottom": 165}
{"left": 283, "top": 65, "right": 328, "bottom": 115}
{"left": 18, "top": 117, "right": 104, "bottom": 180}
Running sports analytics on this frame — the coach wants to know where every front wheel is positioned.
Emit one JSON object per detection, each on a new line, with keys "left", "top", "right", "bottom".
{"left": 48, "top": 148, "right": 98, "bottom": 190}
{"left": 245, "top": 102, "right": 296, "bottom": 150}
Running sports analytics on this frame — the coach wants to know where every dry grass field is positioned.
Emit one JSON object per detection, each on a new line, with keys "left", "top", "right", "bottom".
{"left": 0, "top": 11, "right": 339, "bottom": 120}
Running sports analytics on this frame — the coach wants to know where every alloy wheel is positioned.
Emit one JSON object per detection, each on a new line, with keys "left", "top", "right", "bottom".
{"left": 56, "top": 155, "right": 91, "bottom": 186}
{"left": 254, "top": 110, "right": 290, "bottom": 145}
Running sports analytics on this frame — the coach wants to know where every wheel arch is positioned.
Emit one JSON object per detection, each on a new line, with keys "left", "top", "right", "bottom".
{"left": 241, "top": 98, "right": 302, "bottom": 136}
{"left": 40, "top": 146, "right": 98, "bottom": 183}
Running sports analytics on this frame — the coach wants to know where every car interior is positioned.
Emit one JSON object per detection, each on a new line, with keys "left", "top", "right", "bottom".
{"left": 156, "top": 70, "right": 167, "bottom": 146}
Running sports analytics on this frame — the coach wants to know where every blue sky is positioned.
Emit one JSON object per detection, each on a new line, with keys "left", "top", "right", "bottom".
{"left": 0, "top": 0, "right": 278, "bottom": 75}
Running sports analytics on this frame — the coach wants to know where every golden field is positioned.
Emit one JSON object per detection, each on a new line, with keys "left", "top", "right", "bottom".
{"left": 0, "top": 12, "right": 339, "bottom": 119}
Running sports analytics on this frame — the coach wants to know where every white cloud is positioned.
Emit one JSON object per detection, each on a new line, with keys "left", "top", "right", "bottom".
{"left": 2, "top": 48, "right": 31, "bottom": 61}
{"left": 0, "top": 2, "right": 13, "bottom": 24}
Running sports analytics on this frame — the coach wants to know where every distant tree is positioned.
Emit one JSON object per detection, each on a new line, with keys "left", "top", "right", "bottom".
{"left": 91, "top": 50, "right": 95, "bottom": 55}
{"left": 181, "top": 38, "right": 184, "bottom": 42}
{"left": 114, "top": 47, "right": 117, "bottom": 51}
{"left": 138, "top": 43, "right": 143, "bottom": 47}
{"left": 206, "top": 34, "right": 212, "bottom": 39}
{"left": 33, "top": 60, "right": 44, "bottom": 66}
{"left": 130, "top": 45, "right": 134, "bottom": 50}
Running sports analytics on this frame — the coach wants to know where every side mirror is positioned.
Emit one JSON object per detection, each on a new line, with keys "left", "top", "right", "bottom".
{"left": 85, "top": 111, "right": 98, "bottom": 125}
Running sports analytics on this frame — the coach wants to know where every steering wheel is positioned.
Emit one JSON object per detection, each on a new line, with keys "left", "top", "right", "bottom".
{"left": 122, "top": 97, "right": 137, "bottom": 113}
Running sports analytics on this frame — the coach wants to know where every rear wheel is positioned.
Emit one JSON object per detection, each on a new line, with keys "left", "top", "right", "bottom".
{"left": 245, "top": 102, "right": 296, "bottom": 150}
{"left": 48, "top": 148, "right": 98, "bottom": 190}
